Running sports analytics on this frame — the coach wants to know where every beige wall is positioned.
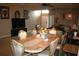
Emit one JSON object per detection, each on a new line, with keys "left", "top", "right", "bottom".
{"left": 0, "top": 4, "right": 79, "bottom": 38}
{"left": 0, "top": 4, "right": 24, "bottom": 37}
{"left": 0, "top": 4, "right": 41, "bottom": 38}
{"left": 50, "top": 9, "right": 79, "bottom": 27}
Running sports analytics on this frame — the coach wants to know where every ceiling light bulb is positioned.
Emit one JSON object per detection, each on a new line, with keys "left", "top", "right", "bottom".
{"left": 68, "top": 14, "right": 72, "bottom": 18}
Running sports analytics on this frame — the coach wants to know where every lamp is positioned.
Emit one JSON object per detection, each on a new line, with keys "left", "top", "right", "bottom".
{"left": 18, "top": 30, "right": 27, "bottom": 40}
{"left": 74, "top": 32, "right": 77, "bottom": 37}
{"left": 49, "top": 28, "right": 57, "bottom": 35}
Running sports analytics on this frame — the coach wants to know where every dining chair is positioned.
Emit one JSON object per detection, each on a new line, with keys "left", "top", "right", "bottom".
{"left": 56, "top": 34, "right": 66, "bottom": 55}
{"left": 11, "top": 39, "right": 30, "bottom": 56}
{"left": 38, "top": 38, "right": 59, "bottom": 56}
{"left": 57, "top": 30, "right": 63, "bottom": 44}
{"left": 38, "top": 47, "right": 49, "bottom": 56}
{"left": 49, "top": 37, "right": 59, "bottom": 56}
{"left": 18, "top": 30, "right": 27, "bottom": 40}
{"left": 77, "top": 48, "right": 79, "bottom": 56}
{"left": 11, "top": 39, "right": 24, "bottom": 56}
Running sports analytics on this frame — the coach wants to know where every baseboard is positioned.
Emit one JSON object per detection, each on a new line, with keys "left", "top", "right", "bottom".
{"left": 0, "top": 30, "right": 31, "bottom": 39}
{"left": 0, "top": 34, "right": 11, "bottom": 39}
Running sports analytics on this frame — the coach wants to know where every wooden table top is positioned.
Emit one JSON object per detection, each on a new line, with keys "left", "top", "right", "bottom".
{"left": 63, "top": 44, "right": 79, "bottom": 54}
{"left": 17, "top": 34, "right": 59, "bottom": 53}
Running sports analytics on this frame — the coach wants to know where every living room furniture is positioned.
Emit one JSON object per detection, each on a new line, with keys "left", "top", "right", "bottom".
{"left": 11, "top": 39, "right": 24, "bottom": 56}
{"left": 56, "top": 34, "right": 67, "bottom": 55}
{"left": 63, "top": 32, "right": 79, "bottom": 55}
{"left": 11, "top": 39, "right": 30, "bottom": 56}
{"left": 16, "top": 34, "right": 59, "bottom": 54}
{"left": 11, "top": 27, "right": 27, "bottom": 36}
{"left": 49, "top": 37, "right": 59, "bottom": 56}
{"left": 66, "top": 35, "right": 79, "bottom": 46}
{"left": 77, "top": 48, "right": 79, "bottom": 56}
{"left": 11, "top": 18, "right": 27, "bottom": 36}
{"left": 38, "top": 37, "right": 59, "bottom": 56}
{"left": 63, "top": 44, "right": 79, "bottom": 55}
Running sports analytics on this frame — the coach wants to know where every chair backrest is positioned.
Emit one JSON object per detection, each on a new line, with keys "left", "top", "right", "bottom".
{"left": 77, "top": 48, "right": 79, "bottom": 56}
{"left": 11, "top": 39, "right": 24, "bottom": 56}
{"left": 57, "top": 30, "right": 63, "bottom": 37}
{"left": 18, "top": 30, "right": 27, "bottom": 40}
{"left": 57, "top": 30, "right": 63, "bottom": 44}
{"left": 61, "top": 34, "right": 66, "bottom": 45}
{"left": 49, "top": 38, "right": 59, "bottom": 56}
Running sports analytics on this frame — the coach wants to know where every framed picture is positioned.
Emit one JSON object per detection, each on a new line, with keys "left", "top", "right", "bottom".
{"left": 15, "top": 10, "right": 20, "bottom": 18}
{"left": 0, "top": 6, "right": 9, "bottom": 19}
{"left": 23, "top": 10, "right": 29, "bottom": 19}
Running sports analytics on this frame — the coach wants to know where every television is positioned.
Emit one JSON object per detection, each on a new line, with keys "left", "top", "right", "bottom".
{"left": 12, "top": 18, "right": 25, "bottom": 29}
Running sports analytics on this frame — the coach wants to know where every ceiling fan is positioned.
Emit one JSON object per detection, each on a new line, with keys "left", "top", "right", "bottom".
{"left": 42, "top": 3, "right": 54, "bottom": 8}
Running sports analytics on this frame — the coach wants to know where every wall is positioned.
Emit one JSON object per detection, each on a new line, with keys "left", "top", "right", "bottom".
{"left": 0, "top": 5, "right": 11, "bottom": 38}
{"left": 26, "top": 10, "right": 41, "bottom": 30}
{"left": 0, "top": 4, "right": 24, "bottom": 38}
{"left": 50, "top": 8, "right": 79, "bottom": 27}
{"left": 0, "top": 4, "right": 41, "bottom": 38}
{"left": 0, "top": 4, "right": 79, "bottom": 38}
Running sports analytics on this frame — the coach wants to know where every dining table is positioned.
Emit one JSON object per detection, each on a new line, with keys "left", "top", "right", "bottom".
{"left": 16, "top": 34, "right": 59, "bottom": 53}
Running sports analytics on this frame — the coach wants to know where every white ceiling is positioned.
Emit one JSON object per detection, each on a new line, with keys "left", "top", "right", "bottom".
{"left": 0, "top": 3, "right": 79, "bottom": 9}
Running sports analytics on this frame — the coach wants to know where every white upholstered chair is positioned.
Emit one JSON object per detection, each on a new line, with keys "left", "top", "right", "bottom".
{"left": 57, "top": 30, "right": 63, "bottom": 43}
{"left": 77, "top": 48, "right": 79, "bottom": 56}
{"left": 56, "top": 34, "right": 67, "bottom": 55}
{"left": 57, "top": 30, "right": 63, "bottom": 37}
{"left": 11, "top": 39, "right": 24, "bottom": 56}
{"left": 49, "top": 37, "right": 59, "bottom": 56}
{"left": 18, "top": 30, "right": 27, "bottom": 40}
{"left": 38, "top": 38, "right": 59, "bottom": 56}
{"left": 11, "top": 39, "right": 30, "bottom": 56}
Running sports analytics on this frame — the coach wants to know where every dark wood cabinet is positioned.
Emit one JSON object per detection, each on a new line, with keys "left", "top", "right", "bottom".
{"left": 11, "top": 18, "right": 27, "bottom": 36}
{"left": 11, "top": 27, "right": 27, "bottom": 36}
